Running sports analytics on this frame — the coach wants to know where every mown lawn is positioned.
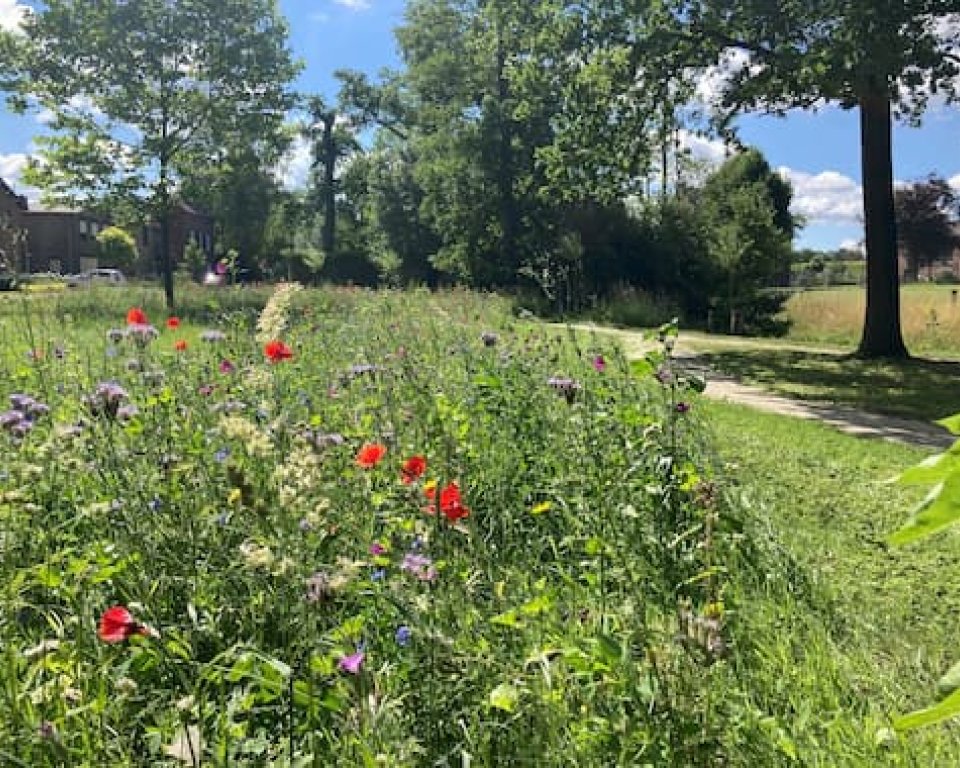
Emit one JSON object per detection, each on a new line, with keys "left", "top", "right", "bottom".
{"left": 703, "top": 400, "right": 960, "bottom": 763}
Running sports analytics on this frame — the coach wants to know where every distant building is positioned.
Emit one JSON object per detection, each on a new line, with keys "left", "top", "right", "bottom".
{"left": 24, "top": 208, "right": 110, "bottom": 274}
{"left": 0, "top": 178, "right": 28, "bottom": 271}
{"left": 0, "top": 176, "right": 214, "bottom": 275}
{"left": 897, "top": 223, "right": 960, "bottom": 282}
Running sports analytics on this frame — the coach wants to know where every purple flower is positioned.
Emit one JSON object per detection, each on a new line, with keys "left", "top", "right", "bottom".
{"left": 395, "top": 625, "right": 411, "bottom": 646}
{"left": 401, "top": 553, "right": 437, "bottom": 582}
{"left": 85, "top": 381, "right": 129, "bottom": 419}
{"left": 654, "top": 367, "right": 674, "bottom": 386}
{"left": 198, "top": 384, "right": 214, "bottom": 397}
{"left": 125, "top": 324, "right": 159, "bottom": 346}
{"left": 675, "top": 402, "right": 690, "bottom": 414}
{"left": 547, "top": 376, "right": 581, "bottom": 404}
{"left": 338, "top": 650, "right": 365, "bottom": 675}
{"left": 0, "top": 410, "right": 24, "bottom": 431}
{"left": 592, "top": 355, "right": 606, "bottom": 372}
{"left": 214, "top": 447, "right": 230, "bottom": 463}
{"left": 371, "top": 568, "right": 386, "bottom": 582}
{"left": 218, "top": 359, "right": 235, "bottom": 374}
{"left": 370, "top": 541, "right": 387, "bottom": 556}
{"left": 116, "top": 404, "right": 139, "bottom": 421}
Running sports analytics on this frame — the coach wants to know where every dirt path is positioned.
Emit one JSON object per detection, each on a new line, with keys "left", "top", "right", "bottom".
{"left": 567, "top": 323, "right": 954, "bottom": 451}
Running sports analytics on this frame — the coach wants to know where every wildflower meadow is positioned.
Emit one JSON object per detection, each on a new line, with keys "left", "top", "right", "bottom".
{"left": 0, "top": 285, "right": 924, "bottom": 766}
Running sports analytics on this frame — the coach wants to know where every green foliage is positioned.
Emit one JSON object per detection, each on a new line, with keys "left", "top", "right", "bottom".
{"left": 95, "top": 226, "right": 137, "bottom": 270}
{"left": 895, "top": 175, "right": 960, "bottom": 282}
{"left": 0, "top": 287, "right": 824, "bottom": 765}
{"left": 11, "top": 0, "right": 300, "bottom": 307}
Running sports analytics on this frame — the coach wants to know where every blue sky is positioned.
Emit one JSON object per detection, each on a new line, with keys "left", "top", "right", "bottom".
{"left": 2, "top": 0, "right": 959, "bottom": 252}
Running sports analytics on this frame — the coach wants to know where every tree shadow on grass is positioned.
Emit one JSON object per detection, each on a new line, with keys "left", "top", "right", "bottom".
{"left": 697, "top": 348, "right": 960, "bottom": 424}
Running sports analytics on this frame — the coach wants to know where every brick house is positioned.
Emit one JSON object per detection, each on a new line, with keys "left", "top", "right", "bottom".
{"left": 133, "top": 203, "right": 215, "bottom": 276}
{"left": 0, "top": 176, "right": 214, "bottom": 275}
{"left": 0, "top": 177, "right": 28, "bottom": 272}
{"left": 24, "top": 209, "right": 110, "bottom": 274}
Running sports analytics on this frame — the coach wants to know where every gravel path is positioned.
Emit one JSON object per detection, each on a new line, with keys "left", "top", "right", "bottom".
{"left": 566, "top": 323, "right": 955, "bottom": 451}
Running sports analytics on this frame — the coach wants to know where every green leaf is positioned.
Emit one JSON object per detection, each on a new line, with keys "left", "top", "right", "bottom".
{"left": 936, "top": 414, "right": 960, "bottom": 435}
{"left": 897, "top": 452, "right": 960, "bottom": 486}
{"left": 888, "top": 473, "right": 960, "bottom": 545}
{"left": 894, "top": 686, "right": 960, "bottom": 731}
{"left": 490, "top": 609, "right": 524, "bottom": 629}
{"left": 938, "top": 660, "right": 960, "bottom": 696}
{"left": 488, "top": 682, "right": 519, "bottom": 713}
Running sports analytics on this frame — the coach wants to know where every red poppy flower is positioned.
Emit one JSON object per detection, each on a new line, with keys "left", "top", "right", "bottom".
{"left": 98, "top": 605, "right": 152, "bottom": 643}
{"left": 356, "top": 442, "right": 387, "bottom": 468}
{"left": 439, "top": 482, "right": 470, "bottom": 522}
{"left": 174, "top": 339, "right": 188, "bottom": 351}
{"left": 166, "top": 316, "right": 181, "bottom": 329}
{"left": 264, "top": 340, "right": 293, "bottom": 363}
{"left": 401, "top": 455, "right": 427, "bottom": 484}
{"left": 126, "top": 307, "right": 148, "bottom": 326}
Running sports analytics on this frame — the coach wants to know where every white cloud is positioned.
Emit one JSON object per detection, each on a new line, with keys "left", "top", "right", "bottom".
{"left": 677, "top": 130, "right": 729, "bottom": 165}
{"left": 777, "top": 166, "right": 863, "bottom": 225}
{"left": 278, "top": 136, "right": 312, "bottom": 190}
{"left": 0, "top": 0, "right": 28, "bottom": 33}
{"left": 949, "top": 173, "right": 960, "bottom": 194}
{"left": 332, "top": 0, "right": 370, "bottom": 10}
{"left": 838, "top": 238, "right": 865, "bottom": 255}
{"left": 0, "top": 152, "right": 41, "bottom": 205}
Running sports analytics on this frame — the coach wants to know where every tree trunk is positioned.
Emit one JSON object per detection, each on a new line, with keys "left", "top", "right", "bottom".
{"left": 856, "top": 88, "right": 907, "bottom": 358}
{"left": 158, "top": 175, "right": 175, "bottom": 311}
{"left": 321, "top": 113, "right": 336, "bottom": 260}
{"left": 495, "top": 21, "right": 517, "bottom": 284}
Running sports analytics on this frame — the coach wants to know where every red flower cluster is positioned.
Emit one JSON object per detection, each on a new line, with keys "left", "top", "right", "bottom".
{"left": 174, "top": 339, "right": 188, "bottom": 351}
{"left": 439, "top": 482, "right": 470, "bottom": 522}
{"left": 166, "top": 316, "right": 181, "bottom": 329}
{"left": 356, "top": 442, "right": 387, "bottom": 468}
{"left": 401, "top": 455, "right": 427, "bottom": 484}
{"left": 98, "top": 605, "right": 154, "bottom": 643}
{"left": 264, "top": 340, "right": 293, "bottom": 363}
{"left": 126, "top": 307, "right": 148, "bottom": 326}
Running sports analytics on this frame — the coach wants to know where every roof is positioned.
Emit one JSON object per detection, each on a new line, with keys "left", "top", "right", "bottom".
{"left": 0, "top": 177, "right": 28, "bottom": 210}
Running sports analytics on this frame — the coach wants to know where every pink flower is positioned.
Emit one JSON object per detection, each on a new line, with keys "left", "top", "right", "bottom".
{"left": 338, "top": 651, "right": 365, "bottom": 675}
{"left": 592, "top": 354, "right": 606, "bottom": 372}
{"left": 370, "top": 541, "right": 387, "bottom": 556}
{"left": 219, "top": 359, "right": 235, "bottom": 374}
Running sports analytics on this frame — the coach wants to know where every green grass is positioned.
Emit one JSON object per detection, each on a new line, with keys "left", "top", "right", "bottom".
{"left": 783, "top": 285, "right": 960, "bottom": 357}
{"left": 3, "top": 285, "right": 960, "bottom": 765}
{"left": 702, "top": 400, "right": 960, "bottom": 763}
{"left": 695, "top": 347, "right": 960, "bottom": 423}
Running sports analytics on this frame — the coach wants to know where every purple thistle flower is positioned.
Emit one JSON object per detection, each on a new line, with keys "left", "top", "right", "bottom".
{"left": 218, "top": 359, "right": 235, "bottom": 374}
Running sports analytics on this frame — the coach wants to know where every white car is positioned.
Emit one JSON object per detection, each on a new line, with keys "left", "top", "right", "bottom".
{"left": 67, "top": 269, "right": 127, "bottom": 287}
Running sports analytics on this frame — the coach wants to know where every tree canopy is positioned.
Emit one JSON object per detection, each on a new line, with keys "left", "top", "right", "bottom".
{"left": 10, "top": 0, "right": 300, "bottom": 308}
{"left": 640, "top": 1, "right": 960, "bottom": 356}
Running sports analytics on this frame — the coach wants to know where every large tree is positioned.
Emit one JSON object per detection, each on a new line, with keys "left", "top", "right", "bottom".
{"left": 11, "top": 0, "right": 299, "bottom": 308}
{"left": 644, "top": 2, "right": 960, "bottom": 357}
{"left": 895, "top": 175, "right": 960, "bottom": 281}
